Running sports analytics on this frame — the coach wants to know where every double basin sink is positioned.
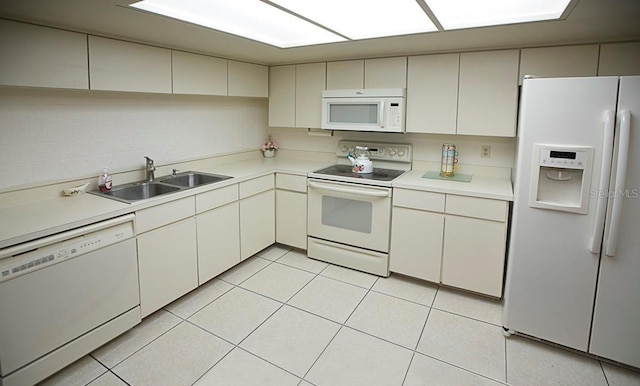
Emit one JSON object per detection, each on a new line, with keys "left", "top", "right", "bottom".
{"left": 91, "top": 171, "right": 232, "bottom": 204}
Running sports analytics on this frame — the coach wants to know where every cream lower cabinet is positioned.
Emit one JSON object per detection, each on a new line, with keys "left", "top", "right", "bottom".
{"left": 390, "top": 189, "right": 509, "bottom": 297}
{"left": 136, "top": 197, "right": 198, "bottom": 318}
{"left": 390, "top": 189, "right": 445, "bottom": 283}
{"left": 275, "top": 173, "right": 307, "bottom": 249}
{"left": 239, "top": 175, "right": 275, "bottom": 260}
{"left": 196, "top": 184, "right": 240, "bottom": 284}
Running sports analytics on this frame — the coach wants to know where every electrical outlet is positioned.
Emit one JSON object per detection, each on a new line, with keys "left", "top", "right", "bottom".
{"left": 481, "top": 145, "right": 491, "bottom": 158}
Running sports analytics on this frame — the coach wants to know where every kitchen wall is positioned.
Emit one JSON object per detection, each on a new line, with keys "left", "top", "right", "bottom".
{"left": 269, "top": 127, "right": 516, "bottom": 169}
{"left": 0, "top": 88, "right": 269, "bottom": 191}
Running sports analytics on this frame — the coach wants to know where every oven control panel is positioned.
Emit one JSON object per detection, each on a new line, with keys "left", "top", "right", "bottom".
{"left": 337, "top": 141, "right": 412, "bottom": 163}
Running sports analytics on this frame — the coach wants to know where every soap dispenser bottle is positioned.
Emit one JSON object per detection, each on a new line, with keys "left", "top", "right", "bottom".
{"left": 98, "top": 167, "right": 113, "bottom": 192}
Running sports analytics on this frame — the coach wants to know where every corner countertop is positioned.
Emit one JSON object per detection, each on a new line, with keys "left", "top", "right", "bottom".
{"left": 393, "top": 169, "right": 513, "bottom": 201}
{"left": 0, "top": 157, "right": 332, "bottom": 250}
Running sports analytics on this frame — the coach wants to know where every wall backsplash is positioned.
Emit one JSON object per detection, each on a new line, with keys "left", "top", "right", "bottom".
{"left": 0, "top": 88, "right": 269, "bottom": 191}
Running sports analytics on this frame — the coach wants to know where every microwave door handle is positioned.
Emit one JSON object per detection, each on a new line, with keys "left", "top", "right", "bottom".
{"left": 379, "top": 101, "right": 385, "bottom": 129}
{"left": 308, "top": 181, "right": 391, "bottom": 197}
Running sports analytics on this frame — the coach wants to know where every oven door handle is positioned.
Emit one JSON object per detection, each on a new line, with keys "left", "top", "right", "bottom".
{"left": 308, "top": 181, "right": 391, "bottom": 197}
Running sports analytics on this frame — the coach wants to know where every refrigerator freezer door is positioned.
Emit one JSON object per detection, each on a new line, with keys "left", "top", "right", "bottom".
{"left": 503, "top": 77, "right": 619, "bottom": 351}
{"left": 589, "top": 76, "right": 640, "bottom": 368}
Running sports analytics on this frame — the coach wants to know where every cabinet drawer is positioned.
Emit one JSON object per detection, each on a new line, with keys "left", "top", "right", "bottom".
{"left": 276, "top": 173, "right": 307, "bottom": 193}
{"left": 393, "top": 189, "right": 445, "bottom": 212}
{"left": 136, "top": 197, "right": 195, "bottom": 234}
{"left": 445, "top": 195, "right": 507, "bottom": 222}
{"left": 196, "top": 184, "right": 238, "bottom": 213}
{"left": 239, "top": 174, "right": 274, "bottom": 199}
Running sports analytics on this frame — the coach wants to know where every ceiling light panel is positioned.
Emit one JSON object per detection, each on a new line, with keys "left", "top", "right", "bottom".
{"left": 268, "top": 0, "right": 438, "bottom": 40}
{"left": 130, "top": 0, "right": 346, "bottom": 48}
{"left": 424, "top": 0, "right": 572, "bottom": 30}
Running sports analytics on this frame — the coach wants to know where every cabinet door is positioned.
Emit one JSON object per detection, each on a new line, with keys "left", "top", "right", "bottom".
{"left": 598, "top": 42, "right": 640, "bottom": 76}
{"left": 172, "top": 51, "right": 227, "bottom": 95}
{"left": 406, "top": 54, "right": 459, "bottom": 134}
{"left": 89, "top": 36, "right": 171, "bottom": 93}
{"left": 276, "top": 190, "right": 307, "bottom": 249}
{"left": 441, "top": 216, "right": 507, "bottom": 297}
{"left": 295, "top": 62, "right": 326, "bottom": 128}
{"left": 457, "top": 50, "right": 519, "bottom": 137}
{"left": 197, "top": 202, "right": 240, "bottom": 284}
{"left": 240, "top": 190, "right": 275, "bottom": 260}
{"left": 229, "top": 61, "right": 269, "bottom": 97}
{"left": 326, "top": 60, "right": 364, "bottom": 89}
{"left": 0, "top": 20, "right": 88, "bottom": 89}
{"left": 365, "top": 57, "right": 407, "bottom": 89}
{"left": 269, "top": 65, "right": 296, "bottom": 127}
{"left": 137, "top": 218, "right": 198, "bottom": 317}
{"left": 519, "top": 45, "right": 598, "bottom": 84}
{"left": 390, "top": 207, "right": 444, "bottom": 283}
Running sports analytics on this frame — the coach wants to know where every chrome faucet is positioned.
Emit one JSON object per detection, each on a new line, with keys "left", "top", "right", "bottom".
{"left": 144, "top": 156, "right": 156, "bottom": 181}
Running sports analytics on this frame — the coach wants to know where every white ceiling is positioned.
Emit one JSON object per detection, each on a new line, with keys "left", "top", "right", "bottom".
{"left": 1, "top": 0, "right": 639, "bottom": 65}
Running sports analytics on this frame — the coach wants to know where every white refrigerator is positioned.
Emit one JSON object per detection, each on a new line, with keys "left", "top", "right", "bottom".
{"left": 503, "top": 76, "right": 640, "bottom": 368}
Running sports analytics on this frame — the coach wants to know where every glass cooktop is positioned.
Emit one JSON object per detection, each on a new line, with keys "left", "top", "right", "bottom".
{"left": 311, "top": 164, "right": 406, "bottom": 182}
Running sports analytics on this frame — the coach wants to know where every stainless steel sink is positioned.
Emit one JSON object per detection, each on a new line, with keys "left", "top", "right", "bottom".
{"left": 89, "top": 171, "right": 233, "bottom": 203}
{"left": 96, "top": 181, "right": 181, "bottom": 203}
{"left": 157, "top": 171, "right": 232, "bottom": 188}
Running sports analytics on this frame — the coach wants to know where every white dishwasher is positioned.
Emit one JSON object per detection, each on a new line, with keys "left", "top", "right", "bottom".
{"left": 0, "top": 214, "right": 141, "bottom": 386}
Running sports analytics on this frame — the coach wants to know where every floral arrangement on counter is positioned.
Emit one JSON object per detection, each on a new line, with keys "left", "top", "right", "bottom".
{"left": 260, "top": 135, "right": 279, "bottom": 157}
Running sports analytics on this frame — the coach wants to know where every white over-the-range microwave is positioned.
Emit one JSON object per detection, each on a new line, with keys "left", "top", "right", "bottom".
{"left": 321, "top": 88, "right": 405, "bottom": 133}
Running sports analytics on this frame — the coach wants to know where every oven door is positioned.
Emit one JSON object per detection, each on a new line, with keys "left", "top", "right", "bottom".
{"left": 307, "top": 179, "right": 392, "bottom": 253}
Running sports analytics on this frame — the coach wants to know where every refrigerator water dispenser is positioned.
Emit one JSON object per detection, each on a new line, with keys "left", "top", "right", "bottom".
{"left": 528, "top": 144, "right": 594, "bottom": 214}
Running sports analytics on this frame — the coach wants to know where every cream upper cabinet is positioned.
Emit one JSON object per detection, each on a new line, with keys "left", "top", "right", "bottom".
{"left": 172, "top": 51, "right": 227, "bottom": 96}
{"left": 406, "top": 54, "right": 460, "bottom": 134}
{"left": 269, "top": 65, "right": 296, "bottom": 127}
{"left": 89, "top": 36, "right": 172, "bottom": 93}
{"left": 228, "top": 61, "right": 269, "bottom": 97}
{"left": 519, "top": 45, "right": 599, "bottom": 84}
{"left": 365, "top": 57, "right": 407, "bottom": 89}
{"left": 326, "top": 60, "right": 364, "bottom": 89}
{"left": 295, "top": 62, "right": 326, "bottom": 128}
{"left": 598, "top": 42, "right": 640, "bottom": 76}
{"left": 0, "top": 20, "right": 88, "bottom": 89}
{"left": 457, "top": 50, "right": 520, "bottom": 137}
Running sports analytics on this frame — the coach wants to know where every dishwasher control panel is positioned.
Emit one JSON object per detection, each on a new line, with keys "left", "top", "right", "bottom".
{"left": 0, "top": 221, "right": 134, "bottom": 283}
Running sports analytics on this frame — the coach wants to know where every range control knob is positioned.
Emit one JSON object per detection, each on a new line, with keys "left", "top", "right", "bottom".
{"left": 340, "top": 146, "right": 348, "bottom": 153}
{"left": 398, "top": 149, "right": 406, "bottom": 157}
{"left": 388, "top": 148, "right": 397, "bottom": 156}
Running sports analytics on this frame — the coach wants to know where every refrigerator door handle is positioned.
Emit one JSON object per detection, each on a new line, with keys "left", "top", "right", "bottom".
{"left": 589, "top": 110, "right": 616, "bottom": 254}
{"left": 605, "top": 110, "right": 631, "bottom": 257}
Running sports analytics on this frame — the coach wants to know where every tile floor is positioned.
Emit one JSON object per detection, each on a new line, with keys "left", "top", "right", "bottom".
{"left": 40, "top": 245, "right": 640, "bottom": 386}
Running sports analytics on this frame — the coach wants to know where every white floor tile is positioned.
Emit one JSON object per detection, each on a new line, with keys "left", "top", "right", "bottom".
{"left": 240, "top": 305, "right": 340, "bottom": 377}
{"left": 217, "top": 256, "right": 271, "bottom": 285}
{"left": 86, "top": 371, "right": 128, "bottom": 386}
{"left": 189, "top": 287, "right": 281, "bottom": 344}
{"left": 433, "top": 287, "right": 503, "bottom": 326}
{"left": 319, "top": 264, "right": 378, "bottom": 289}
{"left": 371, "top": 273, "right": 438, "bottom": 306}
{"left": 288, "top": 275, "right": 367, "bottom": 323}
{"left": 277, "top": 249, "right": 329, "bottom": 274}
{"left": 194, "top": 348, "right": 300, "bottom": 386}
{"left": 258, "top": 244, "right": 293, "bottom": 261}
{"left": 39, "top": 356, "right": 107, "bottom": 386}
{"left": 404, "top": 353, "right": 505, "bottom": 386}
{"left": 91, "top": 309, "right": 181, "bottom": 368}
{"left": 601, "top": 362, "right": 640, "bottom": 386}
{"left": 240, "top": 262, "right": 315, "bottom": 302}
{"left": 305, "top": 327, "right": 413, "bottom": 386}
{"left": 506, "top": 336, "right": 608, "bottom": 386}
{"left": 346, "top": 291, "right": 430, "bottom": 349}
{"left": 113, "top": 322, "right": 233, "bottom": 386}
{"left": 164, "top": 278, "right": 233, "bottom": 319}
{"left": 417, "top": 309, "right": 506, "bottom": 382}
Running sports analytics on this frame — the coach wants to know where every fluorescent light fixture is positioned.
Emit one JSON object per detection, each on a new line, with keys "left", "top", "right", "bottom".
{"left": 130, "top": 0, "right": 346, "bottom": 48}
{"left": 269, "top": 0, "right": 438, "bottom": 40}
{"left": 424, "top": 0, "right": 573, "bottom": 30}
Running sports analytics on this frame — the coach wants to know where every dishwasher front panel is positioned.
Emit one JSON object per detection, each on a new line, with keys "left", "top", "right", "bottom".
{"left": 0, "top": 237, "right": 139, "bottom": 376}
